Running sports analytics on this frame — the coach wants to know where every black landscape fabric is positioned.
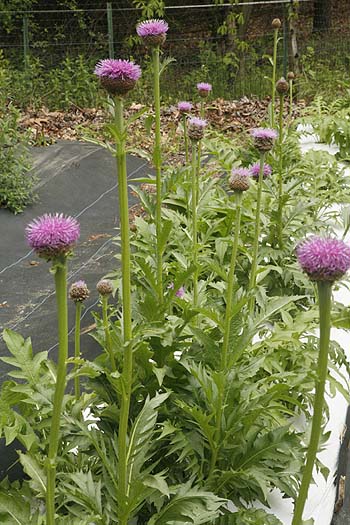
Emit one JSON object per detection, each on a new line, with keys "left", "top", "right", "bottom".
{"left": 0, "top": 140, "right": 148, "bottom": 387}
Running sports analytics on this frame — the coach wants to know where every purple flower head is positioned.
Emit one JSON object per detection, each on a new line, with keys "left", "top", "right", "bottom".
{"left": 94, "top": 59, "right": 141, "bottom": 81}
{"left": 136, "top": 19, "right": 168, "bottom": 47}
{"left": 232, "top": 168, "right": 250, "bottom": 178}
{"left": 250, "top": 128, "right": 278, "bottom": 140}
{"left": 26, "top": 213, "right": 80, "bottom": 260}
{"left": 250, "top": 128, "right": 278, "bottom": 152}
{"left": 297, "top": 237, "right": 350, "bottom": 282}
{"left": 187, "top": 117, "right": 207, "bottom": 141}
{"left": 188, "top": 117, "right": 207, "bottom": 128}
{"left": 167, "top": 282, "right": 175, "bottom": 290}
{"left": 249, "top": 162, "right": 272, "bottom": 179}
{"left": 175, "top": 286, "right": 186, "bottom": 299}
{"left": 178, "top": 101, "right": 193, "bottom": 113}
{"left": 197, "top": 82, "right": 212, "bottom": 93}
{"left": 229, "top": 168, "right": 250, "bottom": 192}
{"left": 94, "top": 59, "right": 141, "bottom": 96}
{"left": 136, "top": 19, "right": 168, "bottom": 37}
{"left": 70, "top": 280, "right": 90, "bottom": 302}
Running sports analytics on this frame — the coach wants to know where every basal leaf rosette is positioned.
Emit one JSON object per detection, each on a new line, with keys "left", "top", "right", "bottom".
{"left": 26, "top": 213, "right": 80, "bottom": 261}
{"left": 297, "top": 236, "right": 350, "bottom": 282}
{"left": 197, "top": 82, "right": 212, "bottom": 98}
{"left": 94, "top": 59, "right": 141, "bottom": 96}
{"left": 250, "top": 127, "right": 278, "bottom": 152}
{"left": 187, "top": 117, "right": 207, "bottom": 141}
{"left": 136, "top": 19, "right": 168, "bottom": 47}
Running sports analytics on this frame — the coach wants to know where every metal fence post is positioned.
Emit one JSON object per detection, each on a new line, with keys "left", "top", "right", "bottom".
{"left": 107, "top": 2, "right": 114, "bottom": 58}
{"left": 23, "top": 15, "right": 29, "bottom": 69}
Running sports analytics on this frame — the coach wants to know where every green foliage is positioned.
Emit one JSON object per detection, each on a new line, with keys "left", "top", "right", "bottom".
{"left": 0, "top": 102, "right": 35, "bottom": 213}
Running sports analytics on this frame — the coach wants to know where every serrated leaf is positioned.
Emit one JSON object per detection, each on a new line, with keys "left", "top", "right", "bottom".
{"left": 18, "top": 452, "right": 46, "bottom": 495}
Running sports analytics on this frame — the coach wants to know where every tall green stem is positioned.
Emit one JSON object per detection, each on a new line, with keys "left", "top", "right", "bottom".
{"left": 182, "top": 115, "right": 189, "bottom": 164}
{"left": 271, "top": 27, "right": 279, "bottom": 127}
{"left": 102, "top": 295, "right": 116, "bottom": 371}
{"left": 46, "top": 260, "right": 68, "bottom": 525}
{"left": 152, "top": 46, "right": 163, "bottom": 304}
{"left": 292, "top": 281, "right": 332, "bottom": 525}
{"left": 209, "top": 193, "right": 243, "bottom": 478}
{"left": 115, "top": 96, "right": 133, "bottom": 525}
{"left": 289, "top": 79, "right": 293, "bottom": 120}
{"left": 74, "top": 301, "right": 82, "bottom": 400}
{"left": 191, "top": 141, "right": 198, "bottom": 308}
{"left": 277, "top": 94, "right": 284, "bottom": 249}
{"left": 248, "top": 153, "right": 265, "bottom": 314}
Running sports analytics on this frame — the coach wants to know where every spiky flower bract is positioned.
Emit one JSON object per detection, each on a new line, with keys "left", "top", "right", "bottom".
{"left": 229, "top": 168, "right": 250, "bottom": 192}
{"left": 276, "top": 77, "right": 289, "bottom": 95}
{"left": 97, "top": 279, "right": 114, "bottom": 296}
{"left": 249, "top": 162, "right": 272, "bottom": 179}
{"left": 297, "top": 237, "right": 350, "bottom": 282}
{"left": 250, "top": 128, "right": 278, "bottom": 152}
{"left": 94, "top": 59, "right": 141, "bottom": 96}
{"left": 136, "top": 19, "right": 168, "bottom": 47}
{"left": 178, "top": 101, "right": 193, "bottom": 113}
{"left": 26, "top": 213, "right": 80, "bottom": 260}
{"left": 69, "top": 280, "right": 90, "bottom": 302}
{"left": 188, "top": 117, "right": 207, "bottom": 141}
{"left": 197, "top": 82, "right": 212, "bottom": 98}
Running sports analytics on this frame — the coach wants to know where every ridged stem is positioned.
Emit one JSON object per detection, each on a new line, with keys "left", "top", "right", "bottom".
{"left": 292, "top": 281, "right": 332, "bottom": 525}
{"left": 191, "top": 140, "right": 198, "bottom": 308}
{"left": 102, "top": 295, "right": 116, "bottom": 371}
{"left": 248, "top": 153, "right": 265, "bottom": 314}
{"left": 289, "top": 79, "right": 293, "bottom": 120}
{"left": 46, "top": 260, "right": 68, "bottom": 525}
{"left": 277, "top": 93, "right": 284, "bottom": 249}
{"left": 115, "top": 96, "right": 133, "bottom": 525}
{"left": 271, "top": 27, "right": 279, "bottom": 127}
{"left": 152, "top": 46, "right": 163, "bottom": 305}
{"left": 209, "top": 193, "right": 243, "bottom": 478}
{"left": 74, "top": 301, "right": 82, "bottom": 400}
{"left": 182, "top": 114, "right": 189, "bottom": 164}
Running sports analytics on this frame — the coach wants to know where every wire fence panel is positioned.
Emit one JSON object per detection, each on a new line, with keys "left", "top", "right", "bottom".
{"left": 0, "top": 1, "right": 349, "bottom": 101}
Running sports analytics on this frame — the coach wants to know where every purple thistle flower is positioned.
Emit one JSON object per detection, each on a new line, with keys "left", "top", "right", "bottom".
{"left": 26, "top": 213, "right": 80, "bottom": 260}
{"left": 187, "top": 117, "right": 207, "bottom": 141}
{"left": 250, "top": 128, "right": 278, "bottom": 140}
{"left": 178, "top": 101, "right": 193, "bottom": 113}
{"left": 94, "top": 59, "right": 141, "bottom": 96}
{"left": 197, "top": 82, "right": 212, "bottom": 97}
{"left": 249, "top": 162, "right": 272, "bottom": 179}
{"left": 297, "top": 237, "right": 350, "bottom": 282}
{"left": 136, "top": 19, "right": 168, "bottom": 47}
{"left": 175, "top": 286, "right": 185, "bottom": 298}
{"left": 94, "top": 59, "right": 141, "bottom": 81}
{"left": 136, "top": 19, "right": 168, "bottom": 37}
{"left": 229, "top": 168, "right": 250, "bottom": 192}
{"left": 188, "top": 117, "right": 207, "bottom": 128}
{"left": 250, "top": 128, "right": 278, "bottom": 152}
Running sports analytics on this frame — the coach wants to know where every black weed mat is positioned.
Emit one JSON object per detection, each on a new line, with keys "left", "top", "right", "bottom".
{"left": 0, "top": 140, "right": 150, "bottom": 387}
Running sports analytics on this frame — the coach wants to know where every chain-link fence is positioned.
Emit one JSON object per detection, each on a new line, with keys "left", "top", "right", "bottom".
{"left": 0, "top": 0, "right": 349, "bottom": 101}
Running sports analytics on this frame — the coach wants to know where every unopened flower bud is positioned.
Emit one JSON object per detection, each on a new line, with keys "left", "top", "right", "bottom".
{"left": 272, "top": 18, "right": 281, "bottom": 29}
{"left": 70, "top": 280, "right": 90, "bottom": 302}
{"left": 287, "top": 71, "right": 295, "bottom": 81}
{"left": 276, "top": 77, "right": 289, "bottom": 95}
{"left": 97, "top": 279, "right": 113, "bottom": 296}
{"left": 229, "top": 168, "right": 250, "bottom": 192}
